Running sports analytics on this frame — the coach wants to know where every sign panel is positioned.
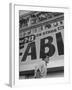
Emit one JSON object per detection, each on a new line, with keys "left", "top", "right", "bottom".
{"left": 19, "top": 18, "right": 64, "bottom": 71}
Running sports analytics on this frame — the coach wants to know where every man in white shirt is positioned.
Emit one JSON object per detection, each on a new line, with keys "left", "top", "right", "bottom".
{"left": 34, "top": 56, "right": 50, "bottom": 78}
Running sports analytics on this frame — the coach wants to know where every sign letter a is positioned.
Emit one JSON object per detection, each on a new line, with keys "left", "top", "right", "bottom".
{"left": 21, "top": 42, "right": 37, "bottom": 62}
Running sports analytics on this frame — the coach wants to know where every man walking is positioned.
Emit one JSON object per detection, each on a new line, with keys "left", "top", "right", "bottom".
{"left": 34, "top": 56, "right": 50, "bottom": 78}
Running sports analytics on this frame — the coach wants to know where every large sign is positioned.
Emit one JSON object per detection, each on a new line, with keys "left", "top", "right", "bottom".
{"left": 19, "top": 19, "right": 64, "bottom": 71}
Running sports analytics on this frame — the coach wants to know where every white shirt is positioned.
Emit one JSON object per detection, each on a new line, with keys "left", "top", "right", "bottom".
{"left": 34, "top": 61, "right": 47, "bottom": 78}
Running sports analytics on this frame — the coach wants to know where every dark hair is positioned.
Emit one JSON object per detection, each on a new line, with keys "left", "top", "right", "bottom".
{"left": 42, "top": 57, "right": 45, "bottom": 60}
{"left": 42, "top": 56, "right": 49, "bottom": 60}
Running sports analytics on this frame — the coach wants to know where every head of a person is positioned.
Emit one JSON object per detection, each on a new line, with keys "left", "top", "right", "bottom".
{"left": 42, "top": 56, "right": 49, "bottom": 64}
